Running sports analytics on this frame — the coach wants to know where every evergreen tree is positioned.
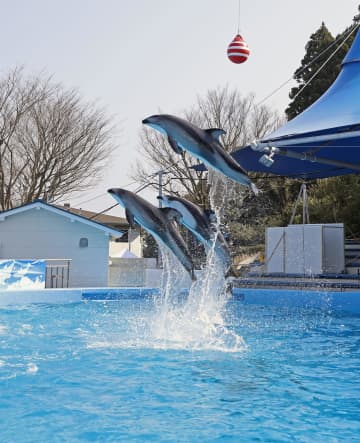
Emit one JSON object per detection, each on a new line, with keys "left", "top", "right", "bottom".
{"left": 286, "top": 23, "right": 336, "bottom": 120}
{"left": 286, "top": 13, "right": 359, "bottom": 120}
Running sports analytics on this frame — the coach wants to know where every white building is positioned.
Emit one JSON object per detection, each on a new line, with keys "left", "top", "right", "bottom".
{"left": 57, "top": 203, "right": 143, "bottom": 259}
{"left": 0, "top": 200, "right": 124, "bottom": 288}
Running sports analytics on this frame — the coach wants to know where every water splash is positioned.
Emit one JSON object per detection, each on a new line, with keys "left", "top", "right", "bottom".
{"left": 148, "top": 171, "right": 247, "bottom": 352}
{"left": 88, "top": 172, "right": 247, "bottom": 352}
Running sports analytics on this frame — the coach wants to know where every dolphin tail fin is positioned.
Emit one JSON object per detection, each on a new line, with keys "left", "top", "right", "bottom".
{"left": 225, "top": 280, "right": 234, "bottom": 297}
{"left": 225, "top": 270, "right": 238, "bottom": 297}
{"left": 250, "top": 182, "right": 260, "bottom": 196}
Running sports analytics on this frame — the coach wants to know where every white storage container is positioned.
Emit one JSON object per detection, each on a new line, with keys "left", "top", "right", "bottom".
{"left": 266, "top": 224, "right": 344, "bottom": 275}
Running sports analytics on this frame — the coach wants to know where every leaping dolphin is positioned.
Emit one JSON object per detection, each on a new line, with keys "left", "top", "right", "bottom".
{"left": 142, "top": 114, "right": 259, "bottom": 194}
{"left": 108, "top": 188, "right": 196, "bottom": 281}
{"left": 158, "top": 194, "right": 238, "bottom": 278}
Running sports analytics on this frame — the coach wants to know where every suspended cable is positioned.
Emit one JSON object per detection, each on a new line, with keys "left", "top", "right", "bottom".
{"left": 72, "top": 179, "right": 139, "bottom": 207}
{"left": 88, "top": 203, "right": 119, "bottom": 220}
{"left": 71, "top": 192, "right": 107, "bottom": 206}
{"left": 237, "top": 0, "right": 241, "bottom": 34}
{"left": 88, "top": 163, "right": 179, "bottom": 221}
{"left": 257, "top": 22, "right": 360, "bottom": 106}
{"left": 291, "top": 22, "right": 360, "bottom": 102}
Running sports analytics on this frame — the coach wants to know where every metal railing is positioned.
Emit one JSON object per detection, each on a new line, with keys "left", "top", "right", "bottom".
{"left": 45, "top": 259, "right": 71, "bottom": 288}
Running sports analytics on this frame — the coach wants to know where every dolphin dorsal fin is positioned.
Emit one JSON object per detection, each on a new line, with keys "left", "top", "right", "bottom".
{"left": 160, "top": 207, "right": 182, "bottom": 223}
{"left": 168, "top": 136, "right": 183, "bottom": 154}
{"left": 204, "top": 128, "right": 226, "bottom": 141}
{"left": 125, "top": 209, "right": 137, "bottom": 229}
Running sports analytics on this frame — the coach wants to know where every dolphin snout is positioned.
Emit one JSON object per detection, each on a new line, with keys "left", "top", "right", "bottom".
{"left": 142, "top": 115, "right": 160, "bottom": 125}
{"left": 108, "top": 188, "right": 124, "bottom": 198}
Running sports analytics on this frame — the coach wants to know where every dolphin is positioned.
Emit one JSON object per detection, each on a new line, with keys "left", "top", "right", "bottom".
{"left": 158, "top": 194, "right": 238, "bottom": 278}
{"left": 142, "top": 114, "right": 259, "bottom": 194}
{"left": 107, "top": 188, "right": 196, "bottom": 281}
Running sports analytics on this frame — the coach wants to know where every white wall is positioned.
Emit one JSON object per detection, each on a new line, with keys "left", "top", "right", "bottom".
{"left": 109, "top": 258, "right": 146, "bottom": 286}
{"left": 109, "top": 228, "right": 142, "bottom": 258}
{"left": 0, "top": 208, "right": 110, "bottom": 287}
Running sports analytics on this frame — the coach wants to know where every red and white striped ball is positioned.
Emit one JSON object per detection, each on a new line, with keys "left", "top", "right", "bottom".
{"left": 227, "top": 34, "right": 250, "bottom": 64}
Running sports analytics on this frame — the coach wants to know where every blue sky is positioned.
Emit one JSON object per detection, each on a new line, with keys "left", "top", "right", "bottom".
{"left": 1, "top": 0, "right": 359, "bottom": 215}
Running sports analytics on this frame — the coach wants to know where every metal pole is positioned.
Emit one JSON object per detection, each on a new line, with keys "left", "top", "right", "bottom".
{"left": 158, "top": 170, "right": 163, "bottom": 208}
{"left": 302, "top": 183, "right": 306, "bottom": 224}
{"left": 305, "top": 183, "right": 310, "bottom": 224}
{"left": 157, "top": 170, "right": 164, "bottom": 267}
{"left": 289, "top": 183, "right": 304, "bottom": 225}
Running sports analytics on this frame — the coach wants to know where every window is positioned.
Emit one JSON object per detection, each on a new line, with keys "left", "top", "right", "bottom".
{"left": 79, "top": 237, "right": 88, "bottom": 248}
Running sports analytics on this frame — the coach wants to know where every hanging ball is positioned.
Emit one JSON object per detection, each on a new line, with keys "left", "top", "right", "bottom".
{"left": 227, "top": 34, "right": 250, "bottom": 64}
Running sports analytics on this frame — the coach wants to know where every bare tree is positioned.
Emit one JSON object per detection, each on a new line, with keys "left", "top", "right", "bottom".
{"left": 0, "top": 68, "right": 115, "bottom": 210}
{"left": 132, "top": 86, "right": 281, "bottom": 206}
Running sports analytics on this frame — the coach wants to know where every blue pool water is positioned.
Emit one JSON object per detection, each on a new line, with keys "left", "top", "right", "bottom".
{"left": 0, "top": 296, "right": 359, "bottom": 442}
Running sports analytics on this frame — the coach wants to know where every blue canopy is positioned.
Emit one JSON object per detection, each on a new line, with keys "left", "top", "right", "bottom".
{"left": 231, "top": 28, "right": 360, "bottom": 179}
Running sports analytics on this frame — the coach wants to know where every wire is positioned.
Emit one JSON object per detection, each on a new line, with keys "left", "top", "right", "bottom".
{"left": 291, "top": 22, "right": 360, "bottom": 102}
{"left": 237, "top": 0, "right": 241, "bottom": 34}
{"left": 71, "top": 192, "right": 107, "bottom": 206}
{"left": 88, "top": 203, "right": 119, "bottom": 220}
{"left": 256, "top": 22, "right": 360, "bottom": 107}
{"left": 72, "top": 179, "right": 139, "bottom": 207}
{"left": 88, "top": 170, "right": 170, "bottom": 221}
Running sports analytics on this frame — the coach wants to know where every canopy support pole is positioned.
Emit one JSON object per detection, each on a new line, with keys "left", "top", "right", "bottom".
{"left": 289, "top": 182, "right": 310, "bottom": 225}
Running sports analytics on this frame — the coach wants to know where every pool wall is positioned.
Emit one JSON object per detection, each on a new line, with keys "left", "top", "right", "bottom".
{"left": 0, "top": 287, "right": 360, "bottom": 314}
{"left": 235, "top": 288, "right": 360, "bottom": 314}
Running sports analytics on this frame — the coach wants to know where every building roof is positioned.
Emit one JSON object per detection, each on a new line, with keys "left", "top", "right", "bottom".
{"left": 56, "top": 204, "right": 128, "bottom": 228}
{"left": 0, "top": 200, "right": 124, "bottom": 238}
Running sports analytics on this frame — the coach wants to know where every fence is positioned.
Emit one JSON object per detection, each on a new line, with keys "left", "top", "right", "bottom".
{"left": 45, "top": 259, "right": 71, "bottom": 288}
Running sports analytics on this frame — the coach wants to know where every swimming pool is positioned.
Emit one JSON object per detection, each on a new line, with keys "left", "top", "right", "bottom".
{"left": 0, "top": 292, "right": 359, "bottom": 442}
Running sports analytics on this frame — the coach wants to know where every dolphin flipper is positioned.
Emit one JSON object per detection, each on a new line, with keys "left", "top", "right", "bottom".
{"left": 168, "top": 136, "right": 183, "bottom": 154}
{"left": 160, "top": 207, "right": 182, "bottom": 223}
{"left": 125, "top": 209, "right": 137, "bottom": 229}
